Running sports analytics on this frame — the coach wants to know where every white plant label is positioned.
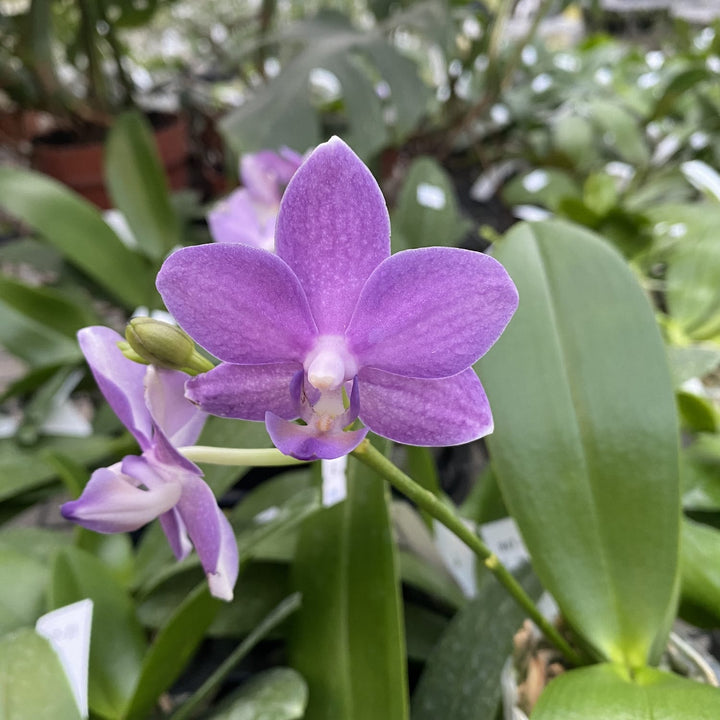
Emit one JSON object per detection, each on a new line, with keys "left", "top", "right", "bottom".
{"left": 433, "top": 519, "right": 478, "bottom": 598}
{"left": 36, "top": 598, "right": 93, "bottom": 718}
{"left": 480, "top": 517, "right": 530, "bottom": 570}
{"left": 321, "top": 456, "right": 347, "bottom": 507}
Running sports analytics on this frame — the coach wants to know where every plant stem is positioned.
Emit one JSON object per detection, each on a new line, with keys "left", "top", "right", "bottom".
{"left": 177, "top": 445, "right": 306, "bottom": 467}
{"left": 350, "top": 439, "right": 583, "bottom": 666}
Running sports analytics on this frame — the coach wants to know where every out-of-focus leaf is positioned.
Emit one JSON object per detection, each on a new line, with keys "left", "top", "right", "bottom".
{"left": 667, "top": 346, "right": 720, "bottom": 386}
{"left": 392, "top": 157, "right": 471, "bottom": 252}
{"left": 125, "top": 584, "right": 219, "bottom": 720}
{"left": 0, "top": 166, "right": 155, "bottom": 309}
{"left": 677, "top": 390, "right": 718, "bottom": 433}
{"left": 502, "top": 168, "right": 581, "bottom": 213}
{"left": 289, "top": 443, "right": 408, "bottom": 720}
{"left": 532, "top": 663, "right": 720, "bottom": 719}
{"left": 412, "top": 566, "right": 541, "bottom": 720}
{"left": 681, "top": 435, "right": 720, "bottom": 512}
{"left": 205, "top": 668, "right": 307, "bottom": 720}
{"left": 588, "top": 99, "right": 649, "bottom": 167}
{"left": 50, "top": 547, "right": 147, "bottom": 720}
{"left": 0, "top": 545, "right": 48, "bottom": 635}
{"left": 0, "top": 276, "right": 97, "bottom": 338}
{"left": 0, "top": 629, "right": 81, "bottom": 720}
{"left": 680, "top": 517, "right": 720, "bottom": 627}
{"left": 479, "top": 220, "right": 680, "bottom": 667}
{"left": 173, "top": 595, "right": 303, "bottom": 720}
{"left": 653, "top": 68, "right": 711, "bottom": 120}
{"left": 105, "top": 111, "right": 182, "bottom": 261}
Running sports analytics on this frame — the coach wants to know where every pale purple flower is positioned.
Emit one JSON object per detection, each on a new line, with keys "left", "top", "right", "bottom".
{"left": 208, "top": 148, "right": 303, "bottom": 251}
{"left": 61, "top": 327, "right": 239, "bottom": 601}
{"left": 158, "top": 137, "right": 518, "bottom": 461}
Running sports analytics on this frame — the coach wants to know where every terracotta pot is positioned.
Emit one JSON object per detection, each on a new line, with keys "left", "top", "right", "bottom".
{"left": 31, "top": 113, "right": 189, "bottom": 209}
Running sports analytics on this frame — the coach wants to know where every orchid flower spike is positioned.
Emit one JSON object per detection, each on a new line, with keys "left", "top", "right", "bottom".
{"left": 158, "top": 137, "right": 518, "bottom": 461}
{"left": 61, "top": 327, "right": 239, "bottom": 601}
{"left": 208, "top": 147, "right": 303, "bottom": 251}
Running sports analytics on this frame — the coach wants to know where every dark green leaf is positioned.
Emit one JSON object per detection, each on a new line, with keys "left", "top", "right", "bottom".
{"left": 105, "top": 111, "right": 182, "bottom": 261}
{"left": 479, "top": 220, "right": 680, "bottom": 667}
{"left": 680, "top": 518, "right": 720, "bottom": 626}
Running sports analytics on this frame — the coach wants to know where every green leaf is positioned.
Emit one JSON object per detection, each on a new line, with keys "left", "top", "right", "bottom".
{"left": 681, "top": 435, "right": 720, "bottom": 512}
{"left": 289, "top": 445, "right": 408, "bottom": 720}
{"left": 0, "top": 166, "right": 154, "bottom": 309}
{"left": 173, "top": 594, "right": 302, "bottom": 720}
{"left": 205, "top": 668, "right": 307, "bottom": 720}
{"left": 502, "top": 168, "right": 581, "bottom": 213}
{"left": 411, "top": 566, "right": 541, "bottom": 720}
{"left": 478, "top": 220, "right": 680, "bottom": 667}
{"left": 50, "top": 547, "right": 147, "bottom": 720}
{"left": 391, "top": 157, "right": 470, "bottom": 251}
{"left": 125, "top": 584, "right": 219, "bottom": 720}
{"left": 0, "top": 628, "right": 81, "bottom": 720}
{"left": 588, "top": 99, "right": 649, "bottom": 167}
{"left": 532, "top": 663, "right": 720, "bottom": 719}
{"left": 105, "top": 111, "right": 182, "bottom": 261}
{"left": 652, "top": 68, "right": 711, "bottom": 120}
{"left": 680, "top": 518, "right": 720, "bottom": 626}
{"left": 0, "top": 545, "right": 48, "bottom": 635}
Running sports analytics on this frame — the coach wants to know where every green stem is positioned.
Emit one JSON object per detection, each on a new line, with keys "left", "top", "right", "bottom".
{"left": 350, "top": 439, "right": 583, "bottom": 666}
{"left": 177, "top": 445, "right": 306, "bottom": 467}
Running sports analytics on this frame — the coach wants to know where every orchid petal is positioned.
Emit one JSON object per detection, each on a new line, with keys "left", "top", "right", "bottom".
{"left": 241, "top": 149, "right": 301, "bottom": 205}
{"left": 174, "top": 474, "right": 224, "bottom": 590}
{"left": 347, "top": 248, "right": 518, "bottom": 378}
{"left": 265, "top": 412, "right": 368, "bottom": 461}
{"left": 159, "top": 507, "right": 192, "bottom": 560}
{"left": 78, "top": 326, "right": 152, "bottom": 449}
{"left": 186, "top": 362, "right": 300, "bottom": 421}
{"left": 157, "top": 244, "right": 317, "bottom": 364}
{"left": 207, "top": 188, "right": 274, "bottom": 249}
{"left": 60, "top": 465, "right": 181, "bottom": 533}
{"left": 357, "top": 367, "right": 493, "bottom": 446}
{"left": 145, "top": 367, "right": 207, "bottom": 447}
{"left": 206, "top": 510, "right": 240, "bottom": 601}
{"left": 275, "top": 137, "right": 390, "bottom": 333}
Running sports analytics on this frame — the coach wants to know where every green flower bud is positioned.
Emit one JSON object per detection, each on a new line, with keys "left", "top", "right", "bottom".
{"left": 124, "top": 318, "right": 214, "bottom": 375}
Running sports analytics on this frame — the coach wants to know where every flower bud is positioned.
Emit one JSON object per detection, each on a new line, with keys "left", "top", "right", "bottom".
{"left": 124, "top": 318, "right": 212, "bottom": 374}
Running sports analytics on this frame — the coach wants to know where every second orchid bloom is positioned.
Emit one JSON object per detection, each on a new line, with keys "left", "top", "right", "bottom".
{"left": 158, "top": 137, "right": 518, "bottom": 461}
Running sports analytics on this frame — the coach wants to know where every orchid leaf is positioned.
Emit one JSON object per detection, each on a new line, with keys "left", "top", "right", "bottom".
{"left": 289, "top": 441, "right": 408, "bottom": 720}
{"left": 532, "top": 663, "right": 720, "bottom": 719}
{"left": 0, "top": 629, "right": 81, "bottom": 720}
{"left": 105, "top": 111, "right": 182, "bottom": 262}
{"left": 478, "top": 220, "right": 680, "bottom": 667}
{"left": 411, "top": 566, "right": 541, "bottom": 720}
{"left": 0, "top": 545, "right": 48, "bottom": 635}
{"left": 125, "top": 584, "right": 219, "bottom": 720}
{"left": 0, "top": 166, "right": 155, "bottom": 309}
{"left": 680, "top": 518, "right": 720, "bottom": 627}
{"left": 203, "top": 667, "right": 307, "bottom": 720}
{"left": 50, "top": 546, "right": 147, "bottom": 720}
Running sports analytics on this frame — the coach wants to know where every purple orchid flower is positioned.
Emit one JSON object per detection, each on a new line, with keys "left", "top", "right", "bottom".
{"left": 157, "top": 137, "right": 518, "bottom": 461}
{"left": 61, "top": 326, "right": 239, "bottom": 601}
{"left": 208, "top": 147, "right": 303, "bottom": 251}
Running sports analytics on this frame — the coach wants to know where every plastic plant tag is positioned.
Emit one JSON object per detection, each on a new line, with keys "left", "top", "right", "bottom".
{"left": 36, "top": 598, "right": 93, "bottom": 718}
{"left": 433, "top": 519, "right": 478, "bottom": 598}
{"left": 480, "top": 517, "right": 530, "bottom": 571}
{"left": 321, "top": 456, "right": 347, "bottom": 507}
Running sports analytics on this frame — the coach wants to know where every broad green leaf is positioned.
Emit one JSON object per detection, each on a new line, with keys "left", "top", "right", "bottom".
{"left": 50, "top": 547, "right": 147, "bottom": 720}
{"left": 0, "top": 166, "right": 155, "bottom": 309}
{"left": 0, "top": 276, "right": 97, "bottom": 338}
{"left": 667, "top": 346, "right": 720, "bottom": 386}
{"left": 0, "top": 434, "right": 132, "bottom": 503}
{"left": 0, "top": 546, "right": 48, "bottom": 635}
{"left": 532, "top": 663, "right": 720, "bottom": 719}
{"left": 125, "top": 584, "right": 219, "bottom": 720}
{"left": 677, "top": 390, "right": 717, "bottom": 433}
{"left": 680, "top": 518, "right": 720, "bottom": 626}
{"left": 652, "top": 68, "right": 711, "bottom": 120}
{"left": 478, "top": 220, "right": 680, "bottom": 667}
{"left": 0, "top": 301, "right": 81, "bottom": 368}
{"left": 392, "top": 157, "right": 471, "bottom": 252}
{"left": 0, "top": 628, "right": 81, "bottom": 720}
{"left": 588, "top": 98, "right": 649, "bottom": 167}
{"left": 289, "top": 445, "right": 408, "bottom": 720}
{"left": 552, "top": 115, "right": 599, "bottom": 172}
{"left": 411, "top": 566, "right": 541, "bottom": 720}
{"left": 205, "top": 668, "right": 307, "bottom": 720}
{"left": 105, "top": 111, "right": 182, "bottom": 261}
{"left": 681, "top": 435, "right": 720, "bottom": 511}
